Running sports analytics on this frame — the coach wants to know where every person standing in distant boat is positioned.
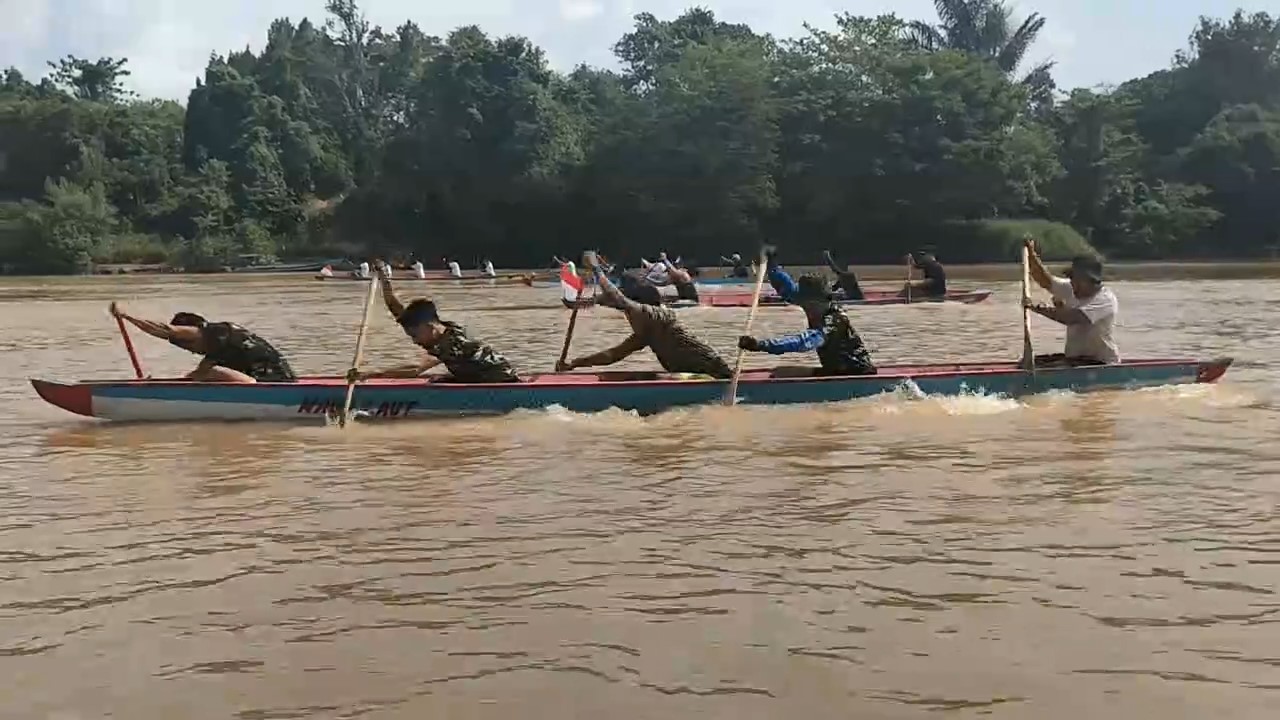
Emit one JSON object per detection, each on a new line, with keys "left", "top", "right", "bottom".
{"left": 411, "top": 259, "right": 426, "bottom": 279}
{"left": 355, "top": 261, "right": 519, "bottom": 383}
{"left": 1023, "top": 238, "right": 1120, "bottom": 366}
{"left": 355, "top": 260, "right": 371, "bottom": 280}
{"left": 481, "top": 259, "right": 497, "bottom": 278}
{"left": 379, "top": 261, "right": 394, "bottom": 280}
{"left": 557, "top": 253, "right": 731, "bottom": 378}
{"left": 739, "top": 263, "right": 876, "bottom": 376}
{"left": 903, "top": 251, "right": 946, "bottom": 298}
{"left": 445, "top": 260, "right": 462, "bottom": 279}
{"left": 108, "top": 303, "right": 296, "bottom": 383}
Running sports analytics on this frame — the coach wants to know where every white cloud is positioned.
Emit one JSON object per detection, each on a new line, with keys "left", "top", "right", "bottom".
{"left": 560, "top": 0, "right": 604, "bottom": 22}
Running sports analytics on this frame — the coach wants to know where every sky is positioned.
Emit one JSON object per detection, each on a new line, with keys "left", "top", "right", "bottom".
{"left": 0, "top": 0, "right": 1271, "bottom": 101}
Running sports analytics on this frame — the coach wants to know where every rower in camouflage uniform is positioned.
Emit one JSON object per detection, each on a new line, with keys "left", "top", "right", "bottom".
{"left": 108, "top": 303, "right": 296, "bottom": 383}
{"left": 557, "top": 254, "right": 731, "bottom": 378}
{"left": 354, "top": 262, "right": 519, "bottom": 383}
{"left": 738, "top": 268, "right": 876, "bottom": 376}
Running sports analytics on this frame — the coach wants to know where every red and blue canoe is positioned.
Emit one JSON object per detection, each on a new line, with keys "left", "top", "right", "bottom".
{"left": 31, "top": 358, "right": 1231, "bottom": 423}
{"left": 565, "top": 288, "right": 992, "bottom": 309}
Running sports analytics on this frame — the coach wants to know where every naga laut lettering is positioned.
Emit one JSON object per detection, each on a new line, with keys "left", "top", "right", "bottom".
{"left": 297, "top": 398, "right": 418, "bottom": 417}
{"left": 298, "top": 398, "right": 340, "bottom": 415}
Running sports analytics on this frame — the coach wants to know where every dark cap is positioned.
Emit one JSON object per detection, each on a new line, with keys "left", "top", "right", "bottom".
{"left": 795, "top": 273, "right": 833, "bottom": 303}
{"left": 1063, "top": 255, "right": 1104, "bottom": 283}
{"left": 396, "top": 298, "right": 440, "bottom": 327}
{"left": 170, "top": 312, "right": 207, "bottom": 327}
{"left": 630, "top": 284, "right": 663, "bottom": 307}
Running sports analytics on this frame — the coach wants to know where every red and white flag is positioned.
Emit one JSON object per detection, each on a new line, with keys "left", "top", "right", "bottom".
{"left": 560, "top": 261, "right": 583, "bottom": 306}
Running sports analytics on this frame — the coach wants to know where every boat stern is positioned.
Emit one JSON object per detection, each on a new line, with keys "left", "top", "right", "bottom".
{"left": 31, "top": 379, "right": 95, "bottom": 417}
{"left": 1196, "top": 357, "right": 1234, "bottom": 384}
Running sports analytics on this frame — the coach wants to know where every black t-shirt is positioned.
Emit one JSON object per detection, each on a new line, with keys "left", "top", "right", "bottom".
{"left": 173, "top": 322, "right": 297, "bottom": 381}
{"left": 814, "top": 307, "right": 876, "bottom": 376}
{"left": 421, "top": 322, "right": 519, "bottom": 383}
{"left": 918, "top": 259, "right": 947, "bottom": 296}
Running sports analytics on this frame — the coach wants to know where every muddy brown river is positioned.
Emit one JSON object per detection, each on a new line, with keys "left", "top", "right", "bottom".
{"left": 0, "top": 271, "right": 1276, "bottom": 719}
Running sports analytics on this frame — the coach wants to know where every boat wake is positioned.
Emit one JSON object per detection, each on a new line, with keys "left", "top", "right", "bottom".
{"left": 1134, "top": 381, "right": 1261, "bottom": 408}
{"left": 869, "top": 380, "right": 1024, "bottom": 416}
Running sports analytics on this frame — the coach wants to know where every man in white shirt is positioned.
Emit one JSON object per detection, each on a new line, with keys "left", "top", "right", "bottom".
{"left": 1023, "top": 238, "right": 1120, "bottom": 366}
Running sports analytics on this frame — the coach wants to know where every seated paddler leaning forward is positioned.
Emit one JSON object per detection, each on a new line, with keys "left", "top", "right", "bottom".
{"left": 556, "top": 252, "right": 732, "bottom": 379}
{"left": 738, "top": 262, "right": 877, "bottom": 376}
{"left": 1022, "top": 237, "right": 1120, "bottom": 367}
{"left": 350, "top": 261, "right": 520, "bottom": 383}
{"left": 108, "top": 302, "right": 296, "bottom": 383}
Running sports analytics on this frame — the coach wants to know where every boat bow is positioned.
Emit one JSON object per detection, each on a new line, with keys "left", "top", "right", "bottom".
{"left": 31, "top": 379, "right": 94, "bottom": 417}
{"left": 1196, "top": 357, "right": 1234, "bottom": 383}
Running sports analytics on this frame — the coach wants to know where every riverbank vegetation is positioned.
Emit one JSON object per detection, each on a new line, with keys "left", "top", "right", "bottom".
{"left": 1, "top": 2, "right": 1277, "bottom": 273}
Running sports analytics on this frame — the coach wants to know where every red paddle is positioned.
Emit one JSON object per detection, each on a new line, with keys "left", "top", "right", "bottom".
{"left": 115, "top": 315, "right": 144, "bottom": 379}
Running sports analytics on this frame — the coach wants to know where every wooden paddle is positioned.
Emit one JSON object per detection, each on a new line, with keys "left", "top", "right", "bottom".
{"left": 724, "top": 247, "right": 771, "bottom": 406}
{"left": 1020, "top": 244, "right": 1035, "bottom": 375}
{"left": 114, "top": 315, "right": 144, "bottom": 379}
{"left": 905, "top": 254, "right": 913, "bottom": 304}
{"left": 556, "top": 256, "right": 591, "bottom": 370}
{"left": 339, "top": 275, "right": 382, "bottom": 428}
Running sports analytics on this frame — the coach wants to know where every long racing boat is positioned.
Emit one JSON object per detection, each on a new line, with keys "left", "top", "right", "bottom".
{"left": 32, "top": 359, "right": 1232, "bottom": 423}
{"left": 565, "top": 288, "right": 993, "bottom": 309}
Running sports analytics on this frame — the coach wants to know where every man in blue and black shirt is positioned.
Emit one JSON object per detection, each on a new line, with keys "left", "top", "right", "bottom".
{"left": 739, "top": 263, "right": 876, "bottom": 376}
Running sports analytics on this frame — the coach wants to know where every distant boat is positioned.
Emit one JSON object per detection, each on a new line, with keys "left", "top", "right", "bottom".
{"left": 563, "top": 288, "right": 994, "bottom": 309}
{"left": 230, "top": 255, "right": 351, "bottom": 273}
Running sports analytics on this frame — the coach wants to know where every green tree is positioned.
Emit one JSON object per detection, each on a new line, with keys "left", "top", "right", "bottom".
{"left": 1178, "top": 104, "right": 1280, "bottom": 255}
{"left": 47, "top": 56, "right": 133, "bottom": 103}
{"left": 583, "top": 30, "right": 779, "bottom": 256}
{"left": 905, "top": 0, "right": 1055, "bottom": 108}
{"left": 1, "top": 179, "right": 118, "bottom": 273}
{"left": 775, "top": 15, "right": 1059, "bottom": 258}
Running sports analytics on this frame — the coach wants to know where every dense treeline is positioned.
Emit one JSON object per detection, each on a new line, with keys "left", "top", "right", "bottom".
{"left": 1, "top": 1, "right": 1278, "bottom": 274}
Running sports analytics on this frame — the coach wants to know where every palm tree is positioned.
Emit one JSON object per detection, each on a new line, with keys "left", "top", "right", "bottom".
{"left": 906, "top": 0, "right": 1054, "bottom": 103}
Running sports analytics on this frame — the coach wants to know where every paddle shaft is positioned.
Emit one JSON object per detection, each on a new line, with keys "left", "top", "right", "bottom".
{"left": 724, "top": 250, "right": 770, "bottom": 405}
{"left": 340, "top": 276, "right": 381, "bottom": 428}
{"left": 556, "top": 278, "right": 589, "bottom": 368}
{"left": 906, "top": 256, "right": 912, "bottom": 304}
{"left": 115, "top": 315, "right": 144, "bottom": 379}
{"left": 1021, "top": 246, "right": 1035, "bottom": 374}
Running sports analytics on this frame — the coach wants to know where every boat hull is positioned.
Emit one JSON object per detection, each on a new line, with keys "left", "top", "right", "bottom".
{"left": 31, "top": 359, "right": 1232, "bottom": 423}
{"left": 234, "top": 259, "right": 349, "bottom": 273}
{"left": 566, "top": 288, "right": 992, "bottom": 309}
{"left": 317, "top": 273, "right": 545, "bottom": 285}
